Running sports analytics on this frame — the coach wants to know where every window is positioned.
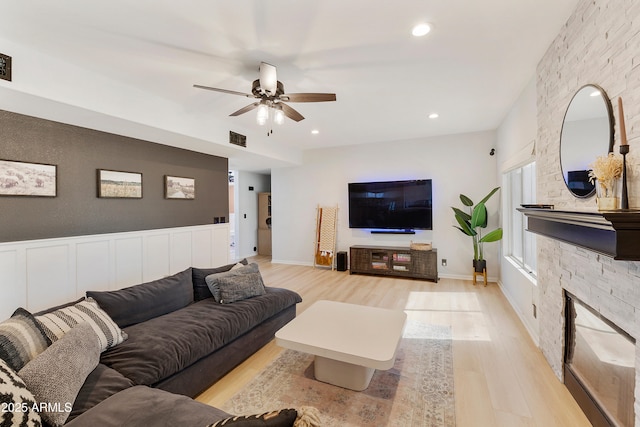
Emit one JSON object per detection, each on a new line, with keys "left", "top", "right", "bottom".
{"left": 505, "top": 162, "right": 537, "bottom": 277}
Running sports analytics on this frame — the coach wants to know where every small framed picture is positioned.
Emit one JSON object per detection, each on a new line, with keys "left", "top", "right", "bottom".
{"left": 98, "top": 169, "right": 142, "bottom": 198}
{"left": 165, "top": 175, "right": 195, "bottom": 199}
{"left": 0, "top": 159, "right": 57, "bottom": 197}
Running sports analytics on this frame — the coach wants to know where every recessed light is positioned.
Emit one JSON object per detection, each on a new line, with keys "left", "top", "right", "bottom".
{"left": 412, "top": 23, "right": 431, "bottom": 37}
{"left": 311, "top": 129, "right": 319, "bottom": 135}
{"left": 428, "top": 113, "right": 439, "bottom": 119}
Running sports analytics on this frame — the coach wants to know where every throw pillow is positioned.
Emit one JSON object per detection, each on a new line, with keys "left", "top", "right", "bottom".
{"left": 35, "top": 297, "right": 127, "bottom": 352}
{"left": 192, "top": 259, "right": 249, "bottom": 301}
{"left": 0, "top": 307, "right": 51, "bottom": 372}
{"left": 87, "top": 267, "right": 194, "bottom": 328}
{"left": 216, "top": 272, "right": 266, "bottom": 304}
{"left": 231, "top": 262, "right": 246, "bottom": 270}
{"left": 19, "top": 322, "right": 100, "bottom": 427}
{"left": 0, "top": 359, "right": 42, "bottom": 427}
{"left": 205, "top": 263, "right": 261, "bottom": 303}
{"left": 207, "top": 409, "right": 298, "bottom": 427}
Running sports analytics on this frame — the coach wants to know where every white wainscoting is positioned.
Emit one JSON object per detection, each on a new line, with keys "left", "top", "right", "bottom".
{"left": 0, "top": 224, "right": 230, "bottom": 320}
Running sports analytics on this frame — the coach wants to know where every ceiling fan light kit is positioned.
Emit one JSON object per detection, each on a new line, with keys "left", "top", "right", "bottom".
{"left": 194, "top": 62, "right": 336, "bottom": 131}
{"left": 273, "top": 105, "right": 285, "bottom": 125}
{"left": 256, "top": 103, "right": 269, "bottom": 126}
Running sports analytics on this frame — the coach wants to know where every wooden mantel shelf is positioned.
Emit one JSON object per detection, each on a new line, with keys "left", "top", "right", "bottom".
{"left": 517, "top": 208, "right": 640, "bottom": 260}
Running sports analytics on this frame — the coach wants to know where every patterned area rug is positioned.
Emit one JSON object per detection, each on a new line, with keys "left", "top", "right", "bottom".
{"left": 221, "top": 321, "right": 455, "bottom": 426}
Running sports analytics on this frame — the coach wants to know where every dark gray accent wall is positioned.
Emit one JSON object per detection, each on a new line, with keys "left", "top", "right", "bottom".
{"left": 0, "top": 109, "right": 229, "bottom": 242}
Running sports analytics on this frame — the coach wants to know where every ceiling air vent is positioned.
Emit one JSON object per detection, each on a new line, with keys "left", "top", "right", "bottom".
{"left": 0, "top": 53, "right": 12, "bottom": 82}
{"left": 229, "top": 131, "right": 246, "bottom": 148}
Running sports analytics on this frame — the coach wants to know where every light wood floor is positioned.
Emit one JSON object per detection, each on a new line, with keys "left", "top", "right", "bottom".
{"left": 196, "top": 258, "right": 591, "bottom": 427}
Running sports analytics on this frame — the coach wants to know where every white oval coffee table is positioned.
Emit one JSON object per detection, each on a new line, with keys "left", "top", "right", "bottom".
{"left": 275, "top": 300, "right": 407, "bottom": 391}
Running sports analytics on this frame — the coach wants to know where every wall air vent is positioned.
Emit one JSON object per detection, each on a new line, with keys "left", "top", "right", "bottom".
{"left": 229, "top": 131, "right": 246, "bottom": 148}
{"left": 0, "top": 53, "right": 12, "bottom": 82}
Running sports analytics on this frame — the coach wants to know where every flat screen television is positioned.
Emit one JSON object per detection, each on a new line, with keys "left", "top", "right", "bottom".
{"left": 348, "top": 179, "right": 433, "bottom": 230}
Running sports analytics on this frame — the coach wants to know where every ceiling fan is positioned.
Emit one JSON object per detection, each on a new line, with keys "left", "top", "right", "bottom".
{"left": 194, "top": 62, "right": 336, "bottom": 124}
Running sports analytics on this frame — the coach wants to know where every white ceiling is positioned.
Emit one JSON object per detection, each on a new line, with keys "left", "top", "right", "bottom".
{"left": 0, "top": 0, "right": 579, "bottom": 171}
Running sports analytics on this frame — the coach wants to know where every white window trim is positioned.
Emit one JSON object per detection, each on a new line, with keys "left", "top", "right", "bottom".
{"left": 503, "top": 158, "right": 537, "bottom": 280}
{"left": 501, "top": 139, "right": 536, "bottom": 173}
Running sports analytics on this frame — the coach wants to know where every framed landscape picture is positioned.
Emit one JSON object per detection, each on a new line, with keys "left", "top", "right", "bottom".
{"left": 98, "top": 169, "right": 142, "bottom": 198}
{"left": 165, "top": 175, "right": 195, "bottom": 199}
{"left": 0, "top": 159, "right": 57, "bottom": 197}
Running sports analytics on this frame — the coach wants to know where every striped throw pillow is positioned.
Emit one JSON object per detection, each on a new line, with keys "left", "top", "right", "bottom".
{"left": 0, "top": 308, "right": 51, "bottom": 372}
{"left": 36, "top": 297, "right": 127, "bottom": 352}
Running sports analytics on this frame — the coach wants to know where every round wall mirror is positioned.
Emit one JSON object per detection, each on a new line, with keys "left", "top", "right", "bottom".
{"left": 560, "top": 84, "right": 614, "bottom": 198}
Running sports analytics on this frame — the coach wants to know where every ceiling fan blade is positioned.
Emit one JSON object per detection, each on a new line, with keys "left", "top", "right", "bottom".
{"left": 280, "top": 93, "right": 337, "bottom": 103}
{"left": 280, "top": 103, "right": 305, "bottom": 122}
{"left": 229, "top": 102, "right": 260, "bottom": 116}
{"left": 259, "top": 62, "right": 278, "bottom": 95}
{"left": 193, "top": 84, "right": 255, "bottom": 98}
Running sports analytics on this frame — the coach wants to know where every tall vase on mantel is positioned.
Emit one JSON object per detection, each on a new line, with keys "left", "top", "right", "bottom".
{"left": 595, "top": 178, "right": 619, "bottom": 210}
{"left": 589, "top": 153, "right": 623, "bottom": 211}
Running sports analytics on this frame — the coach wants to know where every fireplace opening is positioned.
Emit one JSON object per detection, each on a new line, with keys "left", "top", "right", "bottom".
{"left": 564, "top": 292, "right": 635, "bottom": 427}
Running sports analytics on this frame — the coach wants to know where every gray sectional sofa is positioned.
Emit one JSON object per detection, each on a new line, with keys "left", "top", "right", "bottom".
{"left": 0, "top": 259, "right": 303, "bottom": 427}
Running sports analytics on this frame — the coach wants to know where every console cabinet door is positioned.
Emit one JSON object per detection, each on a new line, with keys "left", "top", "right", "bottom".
{"left": 411, "top": 250, "right": 437, "bottom": 279}
{"left": 350, "top": 247, "right": 370, "bottom": 272}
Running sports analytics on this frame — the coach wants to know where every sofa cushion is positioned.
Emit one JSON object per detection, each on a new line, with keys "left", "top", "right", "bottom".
{"left": 216, "top": 272, "right": 266, "bottom": 304}
{"left": 64, "top": 386, "right": 231, "bottom": 427}
{"left": 19, "top": 322, "right": 101, "bottom": 427}
{"left": 67, "top": 364, "right": 135, "bottom": 423}
{"left": 100, "top": 287, "right": 302, "bottom": 386}
{"left": 205, "top": 263, "right": 261, "bottom": 303}
{"left": 87, "top": 267, "right": 194, "bottom": 328}
{"left": 0, "top": 307, "right": 51, "bottom": 372}
{"left": 0, "top": 359, "right": 42, "bottom": 427}
{"left": 193, "top": 259, "right": 248, "bottom": 301}
{"left": 34, "top": 297, "right": 85, "bottom": 315}
{"left": 36, "top": 297, "right": 127, "bottom": 352}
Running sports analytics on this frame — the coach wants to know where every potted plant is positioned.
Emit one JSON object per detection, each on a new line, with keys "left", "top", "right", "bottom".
{"left": 452, "top": 187, "right": 503, "bottom": 273}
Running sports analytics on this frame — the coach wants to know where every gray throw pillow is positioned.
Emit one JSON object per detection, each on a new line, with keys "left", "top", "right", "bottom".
{"left": 19, "top": 322, "right": 101, "bottom": 427}
{"left": 193, "top": 259, "right": 249, "bottom": 301}
{"left": 217, "top": 272, "right": 266, "bottom": 304}
{"left": 205, "top": 263, "right": 260, "bottom": 303}
{"left": 0, "top": 308, "right": 51, "bottom": 372}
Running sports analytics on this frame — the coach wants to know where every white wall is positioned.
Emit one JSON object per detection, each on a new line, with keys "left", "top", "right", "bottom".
{"left": 0, "top": 224, "right": 230, "bottom": 320}
{"left": 271, "top": 131, "right": 499, "bottom": 279}
{"left": 235, "top": 171, "right": 271, "bottom": 259}
{"left": 495, "top": 77, "right": 540, "bottom": 343}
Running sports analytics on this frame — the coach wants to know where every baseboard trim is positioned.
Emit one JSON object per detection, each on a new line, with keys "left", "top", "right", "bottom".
{"left": 438, "top": 273, "right": 499, "bottom": 282}
{"left": 270, "top": 259, "right": 314, "bottom": 267}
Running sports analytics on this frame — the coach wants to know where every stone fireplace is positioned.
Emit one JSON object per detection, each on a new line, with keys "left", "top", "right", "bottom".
{"left": 532, "top": 0, "right": 640, "bottom": 424}
{"left": 519, "top": 206, "right": 640, "bottom": 425}
{"left": 536, "top": 237, "right": 640, "bottom": 426}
